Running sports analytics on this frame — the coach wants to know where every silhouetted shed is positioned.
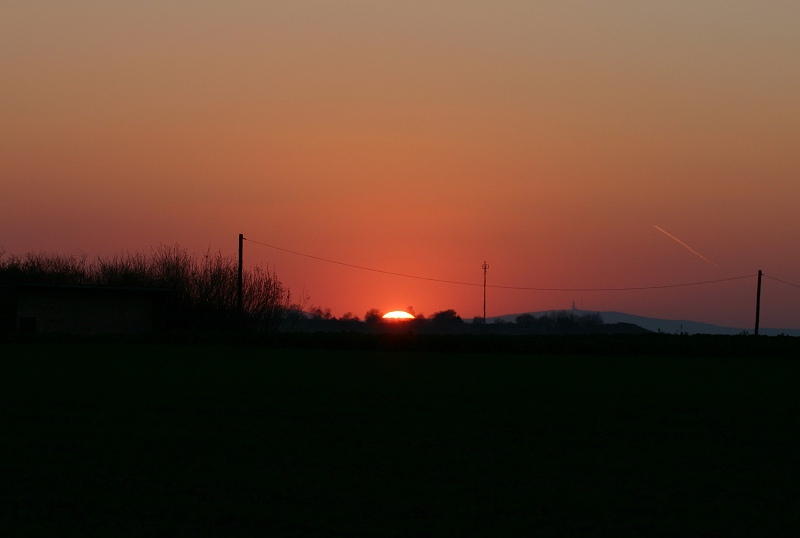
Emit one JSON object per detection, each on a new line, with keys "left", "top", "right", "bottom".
{"left": 0, "top": 284, "right": 169, "bottom": 335}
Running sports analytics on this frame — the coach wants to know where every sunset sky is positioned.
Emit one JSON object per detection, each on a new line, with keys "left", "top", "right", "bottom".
{"left": 3, "top": 1, "right": 799, "bottom": 329}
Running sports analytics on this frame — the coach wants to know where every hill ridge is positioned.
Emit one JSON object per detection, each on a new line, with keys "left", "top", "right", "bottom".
{"left": 489, "top": 309, "right": 800, "bottom": 337}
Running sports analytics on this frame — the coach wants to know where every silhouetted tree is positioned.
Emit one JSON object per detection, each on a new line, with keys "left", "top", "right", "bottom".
{"left": 309, "top": 306, "right": 333, "bottom": 320}
{"left": 364, "top": 309, "right": 382, "bottom": 323}
{"left": 515, "top": 313, "right": 536, "bottom": 328}
{"left": 431, "top": 309, "right": 463, "bottom": 324}
{"left": 579, "top": 312, "right": 604, "bottom": 329}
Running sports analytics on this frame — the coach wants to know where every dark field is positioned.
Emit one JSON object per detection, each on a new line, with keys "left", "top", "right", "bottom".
{"left": 2, "top": 339, "right": 800, "bottom": 536}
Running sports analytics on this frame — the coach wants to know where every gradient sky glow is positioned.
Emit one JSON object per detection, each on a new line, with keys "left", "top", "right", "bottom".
{"left": 3, "top": 1, "right": 800, "bottom": 329}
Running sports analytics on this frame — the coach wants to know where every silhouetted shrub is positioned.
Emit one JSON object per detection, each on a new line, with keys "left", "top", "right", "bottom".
{"left": 0, "top": 245, "right": 292, "bottom": 332}
{"left": 0, "top": 251, "right": 90, "bottom": 285}
{"left": 431, "top": 309, "right": 463, "bottom": 324}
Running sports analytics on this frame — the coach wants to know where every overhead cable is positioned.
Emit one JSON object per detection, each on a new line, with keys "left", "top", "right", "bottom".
{"left": 244, "top": 237, "right": 756, "bottom": 293}
{"left": 764, "top": 274, "right": 800, "bottom": 289}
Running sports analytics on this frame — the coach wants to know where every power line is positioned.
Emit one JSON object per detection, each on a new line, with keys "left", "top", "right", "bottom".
{"left": 244, "top": 236, "right": 756, "bottom": 292}
{"left": 244, "top": 237, "right": 482, "bottom": 287}
{"left": 486, "top": 274, "right": 755, "bottom": 292}
{"left": 764, "top": 274, "right": 800, "bottom": 289}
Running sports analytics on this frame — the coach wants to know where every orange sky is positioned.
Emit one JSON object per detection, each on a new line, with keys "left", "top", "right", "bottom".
{"left": 2, "top": 2, "right": 800, "bottom": 329}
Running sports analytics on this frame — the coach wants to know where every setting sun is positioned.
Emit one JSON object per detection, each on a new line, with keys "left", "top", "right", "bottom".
{"left": 382, "top": 311, "right": 415, "bottom": 320}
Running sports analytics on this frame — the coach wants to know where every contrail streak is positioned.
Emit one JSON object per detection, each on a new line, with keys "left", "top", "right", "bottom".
{"left": 653, "top": 226, "right": 719, "bottom": 267}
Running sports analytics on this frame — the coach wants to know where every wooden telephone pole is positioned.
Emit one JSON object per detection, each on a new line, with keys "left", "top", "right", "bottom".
{"left": 754, "top": 269, "right": 762, "bottom": 336}
{"left": 482, "top": 261, "right": 489, "bottom": 323}
{"left": 237, "top": 234, "right": 243, "bottom": 326}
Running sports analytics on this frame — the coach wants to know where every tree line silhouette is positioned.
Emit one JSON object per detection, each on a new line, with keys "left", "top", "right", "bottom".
{"left": 290, "top": 307, "right": 629, "bottom": 335}
{"left": 2, "top": 246, "right": 641, "bottom": 335}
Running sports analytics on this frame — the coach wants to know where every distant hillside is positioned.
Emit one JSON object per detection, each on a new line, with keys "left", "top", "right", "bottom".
{"left": 490, "top": 309, "right": 800, "bottom": 337}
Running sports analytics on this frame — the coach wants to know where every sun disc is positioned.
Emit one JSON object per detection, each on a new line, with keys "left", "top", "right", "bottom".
{"left": 383, "top": 310, "right": 415, "bottom": 320}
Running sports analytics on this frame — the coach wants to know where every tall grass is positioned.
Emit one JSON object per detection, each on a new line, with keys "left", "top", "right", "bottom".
{"left": 0, "top": 245, "right": 293, "bottom": 332}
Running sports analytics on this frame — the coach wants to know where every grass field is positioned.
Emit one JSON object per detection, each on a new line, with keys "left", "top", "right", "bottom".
{"left": 2, "top": 339, "right": 800, "bottom": 536}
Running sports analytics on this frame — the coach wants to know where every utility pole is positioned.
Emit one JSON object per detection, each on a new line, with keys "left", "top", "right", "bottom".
{"left": 482, "top": 261, "right": 489, "bottom": 323}
{"left": 754, "top": 269, "right": 762, "bottom": 336}
{"left": 237, "top": 234, "right": 244, "bottom": 327}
